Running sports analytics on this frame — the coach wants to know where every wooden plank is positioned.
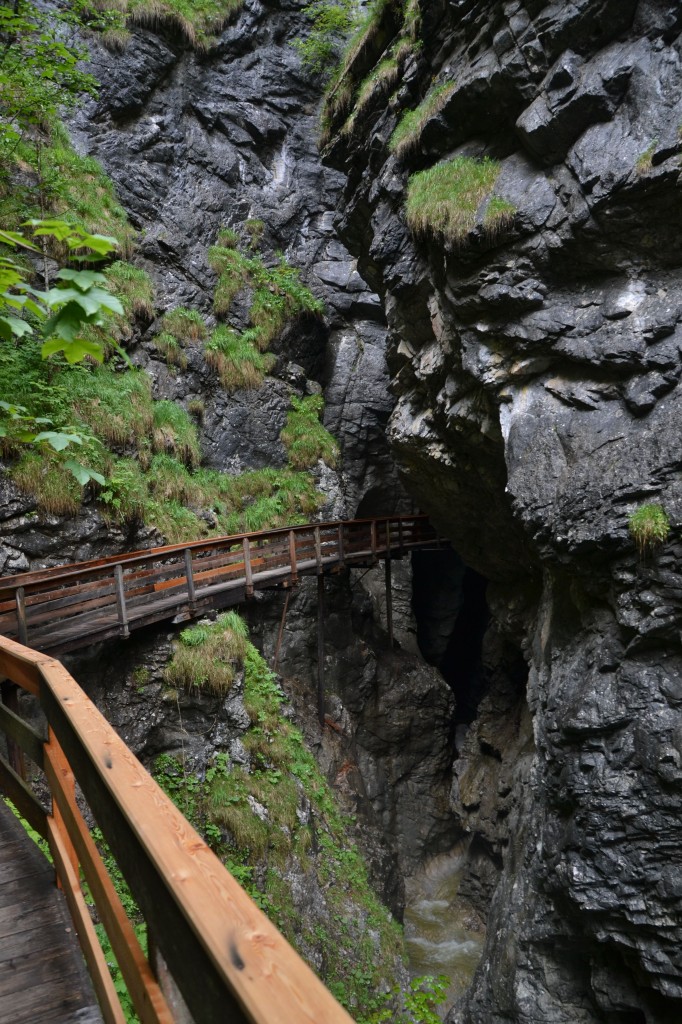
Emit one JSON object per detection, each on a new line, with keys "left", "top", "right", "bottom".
{"left": 0, "top": 755, "right": 47, "bottom": 839}
{"left": 44, "top": 749, "right": 173, "bottom": 1024}
{"left": 0, "top": 698, "right": 44, "bottom": 769}
{"left": 39, "top": 660, "right": 356, "bottom": 1024}
{"left": 46, "top": 815, "right": 127, "bottom": 1024}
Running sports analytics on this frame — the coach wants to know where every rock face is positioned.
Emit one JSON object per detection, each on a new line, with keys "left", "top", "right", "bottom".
{"left": 322, "top": 1, "right": 682, "bottom": 1021}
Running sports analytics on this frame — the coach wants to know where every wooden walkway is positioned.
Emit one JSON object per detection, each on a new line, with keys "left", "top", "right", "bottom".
{"left": 0, "top": 799, "right": 102, "bottom": 1024}
{"left": 0, "top": 515, "right": 437, "bottom": 655}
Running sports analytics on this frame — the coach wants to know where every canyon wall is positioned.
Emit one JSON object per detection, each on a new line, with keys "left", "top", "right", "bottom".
{"left": 322, "top": 1, "right": 682, "bottom": 1021}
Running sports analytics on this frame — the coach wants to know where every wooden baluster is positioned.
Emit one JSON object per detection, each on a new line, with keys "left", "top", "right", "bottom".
{"left": 314, "top": 527, "right": 322, "bottom": 576}
{"left": 398, "top": 518, "right": 404, "bottom": 556}
{"left": 338, "top": 522, "right": 345, "bottom": 568}
{"left": 370, "top": 521, "right": 378, "bottom": 563}
{"left": 15, "top": 586, "right": 28, "bottom": 645}
{"left": 242, "top": 538, "right": 254, "bottom": 598}
{"left": 114, "top": 564, "right": 130, "bottom": 639}
{"left": 288, "top": 530, "right": 299, "bottom": 584}
{"left": 45, "top": 730, "right": 80, "bottom": 890}
{"left": 184, "top": 548, "right": 196, "bottom": 614}
{"left": 384, "top": 521, "right": 391, "bottom": 557}
{"left": 1, "top": 680, "right": 26, "bottom": 779}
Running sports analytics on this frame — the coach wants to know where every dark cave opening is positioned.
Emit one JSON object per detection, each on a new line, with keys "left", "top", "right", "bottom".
{"left": 411, "top": 548, "right": 491, "bottom": 729}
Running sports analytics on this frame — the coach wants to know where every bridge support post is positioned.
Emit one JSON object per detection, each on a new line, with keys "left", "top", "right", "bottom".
{"left": 184, "top": 548, "right": 197, "bottom": 613}
{"left": 317, "top": 575, "right": 325, "bottom": 728}
{"left": 385, "top": 556, "right": 394, "bottom": 648}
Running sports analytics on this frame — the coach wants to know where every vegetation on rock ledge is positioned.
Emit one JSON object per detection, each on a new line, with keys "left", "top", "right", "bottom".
{"left": 406, "top": 156, "right": 515, "bottom": 243}
{"left": 628, "top": 503, "right": 670, "bottom": 554}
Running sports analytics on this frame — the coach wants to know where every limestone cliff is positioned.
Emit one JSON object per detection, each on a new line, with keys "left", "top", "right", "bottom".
{"left": 322, "top": 1, "right": 682, "bottom": 1021}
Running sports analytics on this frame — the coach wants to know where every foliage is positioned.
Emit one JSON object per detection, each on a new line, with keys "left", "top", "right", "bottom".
{"left": 164, "top": 612, "right": 249, "bottom": 695}
{"left": 105, "top": 261, "right": 155, "bottom": 320}
{"left": 636, "top": 140, "right": 657, "bottom": 175}
{"left": 405, "top": 156, "right": 508, "bottom": 242}
{"left": 161, "top": 306, "right": 206, "bottom": 341}
{"left": 151, "top": 399, "right": 201, "bottom": 468}
{"left": 628, "top": 503, "right": 670, "bottom": 554}
{"left": 205, "top": 325, "right": 276, "bottom": 391}
{"left": 206, "top": 240, "right": 323, "bottom": 391}
{"left": 280, "top": 393, "right": 338, "bottom": 469}
{"left": 389, "top": 83, "right": 456, "bottom": 159}
{"left": 0, "top": 1, "right": 98, "bottom": 160}
{"left": 292, "top": 0, "right": 359, "bottom": 74}
{"left": 124, "top": 0, "right": 245, "bottom": 50}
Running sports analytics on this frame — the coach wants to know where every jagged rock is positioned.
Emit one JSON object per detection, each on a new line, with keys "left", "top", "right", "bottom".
{"left": 323, "top": 0, "right": 682, "bottom": 1020}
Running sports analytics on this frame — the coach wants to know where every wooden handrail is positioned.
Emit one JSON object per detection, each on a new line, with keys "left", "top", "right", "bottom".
{"left": 0, "top": 515, "right": 440, "bottom": 655}
{"left": 0, "top": 633, "right": 355, "bottom": 1024}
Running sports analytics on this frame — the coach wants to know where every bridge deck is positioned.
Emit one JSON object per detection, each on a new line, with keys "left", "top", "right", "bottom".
{"left": 0, "top": 799, "right": 102, "bottom": 1024}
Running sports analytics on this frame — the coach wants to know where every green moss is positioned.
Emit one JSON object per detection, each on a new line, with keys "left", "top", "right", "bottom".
{"left": 628, "top": 503, "right": 670, "bottom": 553}
{"left": 406, "top": 155, "right": 504, "bottom": 242}
{"left": 280, "top": 394, "right": 339, "bottom": 469}
{"left": 389, "top": 82, "right": 455, "bottom": 158}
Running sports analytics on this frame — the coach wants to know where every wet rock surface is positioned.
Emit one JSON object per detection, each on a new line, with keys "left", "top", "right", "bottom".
{"left": 323, "top": 0, "right": 682, "bottom": 1020}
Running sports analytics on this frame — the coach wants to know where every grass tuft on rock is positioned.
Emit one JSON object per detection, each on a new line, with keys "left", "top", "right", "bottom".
{"left": 164, "top": 611, "right": 249, "bottom": 695}
{"left": 280, "top": 394, "right": 339, "bottom": 469}
{"left": 406, "top": 155, "right": 510, "bottom": 243}
{"left": 389, "top": 82, "right": 456, "bottom": 158}
{"left": 628, "top": 503, "right": 670, "bottom": 554}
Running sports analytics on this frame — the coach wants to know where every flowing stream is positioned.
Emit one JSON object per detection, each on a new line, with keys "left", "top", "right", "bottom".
{"left": 404, "top": 848, "right": 484, "bottom": 1016}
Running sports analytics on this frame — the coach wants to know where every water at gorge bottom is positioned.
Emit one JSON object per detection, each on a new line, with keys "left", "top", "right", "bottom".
{"left": 404, "top": 849, "right": 484, "bottom": 1017}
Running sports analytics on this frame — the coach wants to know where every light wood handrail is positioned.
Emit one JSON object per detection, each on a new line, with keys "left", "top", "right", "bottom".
{"left": 0, "top": 633, "right": 355, "bottom": 1024}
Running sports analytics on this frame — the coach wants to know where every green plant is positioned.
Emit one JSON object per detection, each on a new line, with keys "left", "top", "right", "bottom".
{"left": 217, "top": 226, "right": 240, "bottom": 248}
{"left": 164, "top": 612, "right": 249, "bottom": 695}
{"left": 636, "top": 141, "right": 657, "bottom": 175}
{"left": 188, "top": 398, "right": 205, "bottom": 420}
{"left": 292, "top": 0, "right": 359, "bottom": 74}
{"left": 280, "top": 394, "right": 339, "bottom": 469}
{"left": 405, "top": 155, "right": 507, "bottom": 243}
{"left": 125, "top": 0, "right": 245, "bottom": 50}
{"left": 105, "top": 261, "right": 155, "bottom": 320}
{"left": 151, "top": 400, "right": 201, "bottom": 468}
{"left": 161, "top": 306, "right": 206, "bottom": 341}
{"left": 154, "top": 331, "right": 188, "bottom": 368}
{"left": 628, "top": 503, "right": 670, "bottom": 554}
{"left": 389, "top": 82, "right": 456, "bottom": 158}
{"left": 244, "top": 218, "right": 265, "bottom": 249}
{"left": 205, "top": 325, "right": 275, "bottom": 391}
{"left": 483, "top": 195, "right": 516, "bottom": 235}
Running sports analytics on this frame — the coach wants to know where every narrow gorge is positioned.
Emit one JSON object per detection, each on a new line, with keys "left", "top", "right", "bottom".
{"left": 0, "top": 1, "right": 681, "bottom": 1023}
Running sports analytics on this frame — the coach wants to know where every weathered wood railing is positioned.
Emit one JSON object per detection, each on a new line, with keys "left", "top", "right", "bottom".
{"left": 0, "top": 515, "right": 437, "bottom": 654}
{"left": 0, "top": 634, "right": 355, "bottom": 1024}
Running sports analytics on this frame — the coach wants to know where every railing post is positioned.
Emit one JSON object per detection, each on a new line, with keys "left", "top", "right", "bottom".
{"left": 184, "top": 548, "right": 197, "bottom": 613}
{"left": 385, "top": 555, "right": 394, "bottom": 648}
{"left": 398, "top": 518, "right": 404, "bottom": 556}
{"left": 314, "top": 527, "right": 322, "bottom": 576}
{"left": 114, "top": 564, "right": 130, "bottom": 639}
{"left": 45, "top": 729, "right": 80, "bottom": 890}
{"left": 1, "top": 680, "right": 26, "bottom": 779}
{"left": 242, "top": 538, "right": 254, "bottom": 598}
{"left": 15, "top": 586, "right": 28, "bottom": 645}
{"left": 288, "top": 530, "right": 299, "bottom": 584}
{"left": 338, "top": 522, "right": 345, "bottom": 568}
{"left": 370, "top": 521, "right": 378, "bottom": 564}
{"left": 317, "top": 575, "right": 325, "bottom": 728}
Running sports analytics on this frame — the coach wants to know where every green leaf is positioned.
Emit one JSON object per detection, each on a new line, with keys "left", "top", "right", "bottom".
{"left": 33, "top": 430, "right": 83, "bottom": 451}
{"left": 0, "top": 314, "right": 32, "bottom": 339}
{"left": 41, "top": 336, "right": 105, "bottom": 363}
{"left": 63, "top": 460, "right": 106, "bottom": 486}
{"left": 57, "top": 268, "right": 107, "bottom": 289}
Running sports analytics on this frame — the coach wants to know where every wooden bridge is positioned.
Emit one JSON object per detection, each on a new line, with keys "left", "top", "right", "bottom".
{"left": 0, "top": 514, "right": 441, "bottom": 1024}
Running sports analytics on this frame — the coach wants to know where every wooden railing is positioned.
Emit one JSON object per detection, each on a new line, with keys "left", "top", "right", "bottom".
{"left": 0, "top": 634, "right": 355, "bottom": 1024}
{"left": 0, "top": 515, "right": 437, "bottom": 655}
